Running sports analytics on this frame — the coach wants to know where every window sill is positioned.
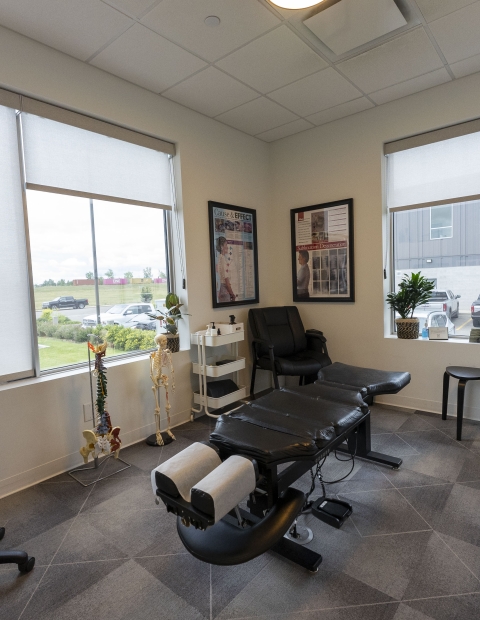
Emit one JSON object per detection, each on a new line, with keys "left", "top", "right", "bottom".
{"left": 0, "top": 351, "right": 152, "bottom": 392}
{"left": 385, "top": 334, "right": 474, "bottom": 344}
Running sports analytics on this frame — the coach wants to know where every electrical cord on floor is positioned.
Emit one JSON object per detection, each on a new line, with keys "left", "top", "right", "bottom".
{"left": 301, "top": 431, "right": 358, "bottom": 514}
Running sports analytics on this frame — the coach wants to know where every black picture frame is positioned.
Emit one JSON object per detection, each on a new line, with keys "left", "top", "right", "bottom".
{"left": 208, "top": 201, "right": 259, "bottom": 308}
{"left": 291, "top": 199, "right": 354, "bottom": 303}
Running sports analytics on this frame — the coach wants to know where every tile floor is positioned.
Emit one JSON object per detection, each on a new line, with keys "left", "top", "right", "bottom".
{"left": 2, "top": 405, "right": 480, "bottom": 619}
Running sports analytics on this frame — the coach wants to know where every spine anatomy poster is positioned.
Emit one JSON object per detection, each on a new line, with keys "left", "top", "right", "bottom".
{"left": 208, "top": 201, "right": 259, "bottom": 308}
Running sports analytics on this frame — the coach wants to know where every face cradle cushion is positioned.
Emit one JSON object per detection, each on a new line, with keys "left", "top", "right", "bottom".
{"left": 317, "top": 362, "right": 411, "bottom": 395}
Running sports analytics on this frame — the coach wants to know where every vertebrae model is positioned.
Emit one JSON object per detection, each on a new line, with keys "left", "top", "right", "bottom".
{"left": 80, "top": 340, "right": 122, "bottom": 463}
{"left": 150, "top": 334, "right": 176, "bottom": 446}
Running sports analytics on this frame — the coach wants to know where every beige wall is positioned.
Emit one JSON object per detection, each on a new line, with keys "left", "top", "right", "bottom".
{"left": 0, "top": 27, "right": 271, "bottom": 497}
{"left": 2, "top": 24, "right": 480, "bottom": 498}
{"left": 270, "top": 71, "right": 480, "bottom": 419}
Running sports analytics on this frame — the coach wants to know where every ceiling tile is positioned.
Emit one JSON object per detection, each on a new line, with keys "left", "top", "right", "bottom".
{"left": 415, "top": 0, "right": 478, "bottom": 23}
{"left": 141, "top": 0, "right": 280, "bottom": 62}
{"left": 215, "top": 97, "right": 298, "bottom": 136}
{"left": 91, "top": 24, "right": 207, "bottom": 93}
{"left": 338, "top": 28, "right": 444, "bottom": 93}
{"left": 102, "top": 0, "right": 159, "bottom": 19}
{"left": 162, "top": 67, "right": 259, "bottom": 117}
{"left": 429, "top": 3, "right": 480, "bottom": 64}
{"left": 306, "top": 97, "right": 374, "bottom": 126}
{"left": 256, "top": 119, "right": 314, "bottom": 142}
{"left": 268, "top": 67, "right": 362, "bottom": 117}
{"left": 369, "top": 68, "right": 451, "bottom": 105}
{"left": 0, "top": 0, "right": 132, "bottom": 61}
{"left": 216, "top": 26, "right": 328, "bottom": 94}
{"left": 450, "top": 53, "right": 480, "bottom": 78}
{"left": 303, "top": 0, "right": 406, "bottom": 56}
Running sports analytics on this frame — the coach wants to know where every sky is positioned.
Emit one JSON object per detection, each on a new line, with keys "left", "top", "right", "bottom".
{"left": 26, "top": 190, "right": 167, "bottom": 284}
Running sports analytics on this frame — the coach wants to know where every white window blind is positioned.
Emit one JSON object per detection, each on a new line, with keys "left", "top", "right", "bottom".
{"left": 21, "top": 113, "right": 173, "bottom": 209}
{"left": 0, "top": 105, "right": 34, "bottom": 382}
{"left": 387, "top": 131, "right": 480, "bottom": 212}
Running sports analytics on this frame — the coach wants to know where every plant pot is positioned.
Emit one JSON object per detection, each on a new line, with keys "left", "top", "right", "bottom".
{"left": 165, "top": 333, "right": 180, "bottom": 353}
{"left": 395, "top": 318, "right": 420, "bottom": 339}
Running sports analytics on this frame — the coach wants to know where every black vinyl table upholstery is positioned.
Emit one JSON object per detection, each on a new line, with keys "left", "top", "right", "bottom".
{"left": 210, "top": 383, "right": 368, "bottom": 465}
{"left": 317, "top": 362, "right": 411, "bottom": 396}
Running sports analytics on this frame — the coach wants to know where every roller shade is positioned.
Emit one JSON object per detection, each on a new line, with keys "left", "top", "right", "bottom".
{"left": 21, "top": 112, "right": 174, "bottom": 209}
{"left": 386, "top": 130, "right": 480, "bottom": 212}
{"left": 0, "top": 105, "right": 34, "bottom": 382}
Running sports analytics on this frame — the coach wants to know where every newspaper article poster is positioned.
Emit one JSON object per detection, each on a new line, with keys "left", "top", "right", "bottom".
{"left": 291, "top": 199, "right": 354, "bottom": 302}
{"left": 208, "top": 201, "right": 259, "bottom": 308}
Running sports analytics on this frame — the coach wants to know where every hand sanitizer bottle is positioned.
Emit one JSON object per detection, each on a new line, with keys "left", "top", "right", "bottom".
{"left": 421, "top": 321, "right": 429, "bottom": 339}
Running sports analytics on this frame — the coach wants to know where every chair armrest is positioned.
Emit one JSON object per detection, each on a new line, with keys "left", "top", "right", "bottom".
{"left": 305, "top": 329, "right": 326, "bottom": 343}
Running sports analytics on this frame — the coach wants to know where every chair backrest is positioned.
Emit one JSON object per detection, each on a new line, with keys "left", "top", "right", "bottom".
{"left": 249, "top": 307, "right": 308, "bottom": 357}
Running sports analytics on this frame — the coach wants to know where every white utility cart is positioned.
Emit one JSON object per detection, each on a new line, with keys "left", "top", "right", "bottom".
{"left": 191, "top": 329, "right": 246, "bottom": 419}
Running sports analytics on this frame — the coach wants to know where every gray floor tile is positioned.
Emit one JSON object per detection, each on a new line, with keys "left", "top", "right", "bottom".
{"left": 55, "top": 504, "right": 184, "bottom": 563}
{"left": 370, "top": 408, "right": 412, "bottom": 434}
{"left": 136, "top": 553, "right": 210, "bottom": 618}
{"left": 401, "top": 482, "right": 480, "bottom": 547}
{"left": 235, "top": 603, "right": 400, "bottom": 620}
{"left": 21, "top": 558, "right": 207, "bottom": 620}
{"left": 80, "top": 474, "right": 155, "bottom": 514}
{"left": 403, "top": 593, "right": 480, "bottom": 620}
{"left": 337, "top": 488, "right": 429, "bottom": 537}
{"left": 216, "top": 555, "right": 395, "bottom": 619}
{"left": 0, "top": 565, "right": 47, "bottom": 620}
{"left": 371, "top": 434, "right": 419, "bottom": 457}
{"left": 436, "top": 531, "right": 480, "bottom": 579}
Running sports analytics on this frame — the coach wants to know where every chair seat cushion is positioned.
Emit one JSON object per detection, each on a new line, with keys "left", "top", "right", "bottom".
{"left": 316, "top": 362, "right": 411, "bottom": 396}
{"left": 257, "top": 348, "right": 330, "bottom": 376}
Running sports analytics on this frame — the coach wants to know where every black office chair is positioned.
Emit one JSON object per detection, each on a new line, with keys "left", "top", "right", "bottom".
{"left": 249, "top": 306, "right": 332, "bottom": 394}
{"left": 0, "top": 527, "right": 35, "bottom": 573}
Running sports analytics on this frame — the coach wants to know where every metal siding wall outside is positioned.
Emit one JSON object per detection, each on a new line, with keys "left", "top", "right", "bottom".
{"left": 394, "top": 201, "right": 480, "bottom": 269}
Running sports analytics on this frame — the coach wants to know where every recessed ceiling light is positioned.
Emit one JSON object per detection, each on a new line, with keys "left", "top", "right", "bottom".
{"left": 269, "top": 1, "right": 325, "bottom": 9}
{"left": 204, "top": 15, "right": 221, "bottom": 27}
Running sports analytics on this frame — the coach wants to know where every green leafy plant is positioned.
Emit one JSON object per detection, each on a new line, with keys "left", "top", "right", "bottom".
{"left": 147, "top": 292, "right": 188, "bottom": 336}
{"left": 141, "top": 285, "right": 153, "bottom": 302}
{"left": 386, "top": 272, "right": 435, "bottom": 319}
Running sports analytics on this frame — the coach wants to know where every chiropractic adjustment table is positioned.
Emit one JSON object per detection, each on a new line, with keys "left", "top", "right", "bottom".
{"left": 152, "top": 366, "right": 410, "bottom": 572}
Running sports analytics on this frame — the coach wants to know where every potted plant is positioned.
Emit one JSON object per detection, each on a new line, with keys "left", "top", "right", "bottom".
{"left": 386, "top": 271, "right": 435, "bottom": 339}
{"left": 147, "top": 293, "right": 188, "bottom": 352}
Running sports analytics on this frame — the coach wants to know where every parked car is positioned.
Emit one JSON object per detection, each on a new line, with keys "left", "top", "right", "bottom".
{"left": 420, "top": 311, "right": 456, "bottom": 336}
{"left": 414, "top": 290, "right": 460, "bottom": 319}
{"left": 82, "top": 303, "right": 154, "bottom": 329}
{"left": 472, "top": 294, "right": 480, "bottom": 327}
{"left": 42, "top": 296, "right": 88, "bottom": 310}
{"left": 124, "top": 313, "right": 156, "bottom": 331}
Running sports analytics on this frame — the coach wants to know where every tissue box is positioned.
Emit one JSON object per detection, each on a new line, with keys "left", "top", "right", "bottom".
{"left": 216, "top": 323, "right": 244, "bottom": 335}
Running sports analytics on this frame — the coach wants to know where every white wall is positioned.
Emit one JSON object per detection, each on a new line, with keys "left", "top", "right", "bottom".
{"left": 270, "top": 71, "right": 480, "bottom": 420}
{"left": 0, "top": 27, "right": 271, "bottom": 497}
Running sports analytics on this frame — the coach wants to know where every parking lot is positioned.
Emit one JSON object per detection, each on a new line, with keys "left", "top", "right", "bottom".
{"left": 35, "top": 305, "right": 112, "bottom": 323}
{"left": 451, "top": 313, "right": 473, "bottom": 336}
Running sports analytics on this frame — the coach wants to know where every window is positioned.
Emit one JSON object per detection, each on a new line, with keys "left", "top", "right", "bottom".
{"left": 430, "top": 205, "right": 452, "bottom": 239}
{"left": 0, "top": 93, "right": 176, "bottom": 381}
{"left": 386, "top": 123, "right": 480, "bottom": 338}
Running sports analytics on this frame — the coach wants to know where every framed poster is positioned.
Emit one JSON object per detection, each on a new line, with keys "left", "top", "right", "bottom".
{"left": 208, "top": 201, "right": 259, "bottom": 308}
{"left": 291, "top": 199, "right": 354, "bottom": 303}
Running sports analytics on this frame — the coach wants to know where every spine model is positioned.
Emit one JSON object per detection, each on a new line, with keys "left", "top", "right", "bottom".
{"left": 79, "top": 341, "right": 122, "bottom": 463}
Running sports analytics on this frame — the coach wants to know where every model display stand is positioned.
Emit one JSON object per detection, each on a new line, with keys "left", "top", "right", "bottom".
{"left": 191, "top": 326, "right": 246, "bottom": 419}
{"left": 146, "top": 333, "right": 176, "bottom": 446}
{"left": 69, "top": 338, "right": 130, "bottom": 486}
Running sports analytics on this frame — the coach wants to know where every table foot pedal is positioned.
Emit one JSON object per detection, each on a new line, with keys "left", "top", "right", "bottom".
{"left": 311, "top": 497, "right": 352, "bottom": 529}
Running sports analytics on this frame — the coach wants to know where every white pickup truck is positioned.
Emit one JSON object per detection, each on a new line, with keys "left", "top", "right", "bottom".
{"left": 415, "top": 290, "right": 460, "bottom": 319}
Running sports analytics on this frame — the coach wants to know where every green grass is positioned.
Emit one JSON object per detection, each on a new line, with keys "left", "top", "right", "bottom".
{"left": 33, "top": 284, "right": 168, "bottom": 310}
{"left": 38, "top": 337, "right": 120, "bottom": 370}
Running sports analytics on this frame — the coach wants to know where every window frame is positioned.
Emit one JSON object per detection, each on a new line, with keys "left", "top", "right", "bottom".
{"left": 15, "top": 115, "right": 174, "bottom": 379}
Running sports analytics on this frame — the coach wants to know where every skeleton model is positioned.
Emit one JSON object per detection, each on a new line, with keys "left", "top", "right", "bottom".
{"left": 148, "top": 333, "right": 176, "bottom": 446}
{"left": 80, "top": 340, "right": 122, "bottom": 463}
